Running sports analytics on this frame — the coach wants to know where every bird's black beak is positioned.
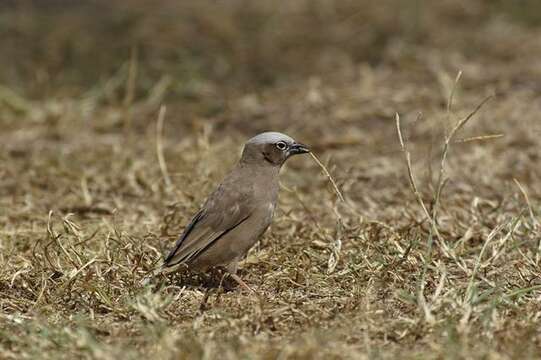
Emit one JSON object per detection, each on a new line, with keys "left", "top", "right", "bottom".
{"left": 288, "top": 143, "right": 310, "bottom": 156}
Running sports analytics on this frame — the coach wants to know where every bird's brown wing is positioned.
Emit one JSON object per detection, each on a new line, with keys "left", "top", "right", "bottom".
{"left": 162, "top": 182, "right": 253, "bottom": 268}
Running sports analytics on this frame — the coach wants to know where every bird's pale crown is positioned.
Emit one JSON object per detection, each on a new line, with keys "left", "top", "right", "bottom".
{"left": 246, "top": 132, "right": 295, "bottom": 145}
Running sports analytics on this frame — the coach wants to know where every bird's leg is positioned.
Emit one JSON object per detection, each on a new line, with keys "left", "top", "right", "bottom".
{"left": 229, "top": 273, "right": 255, "bottom": 293}
{"left": 225, "top": 261, "right": 255, "bottom": 294}
{"left": 217, "top": 271, "right": 228, "bottom": 289}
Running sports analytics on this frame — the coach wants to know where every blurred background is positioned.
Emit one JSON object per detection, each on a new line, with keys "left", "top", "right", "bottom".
{"left": 2, "top": 0, "right": 541, "bottom": 136}
{"left": 2, "top": 0, "right": 541, "bottom": 204}
{"left": 2, "top": 0, "right": 541, "bottom": 90}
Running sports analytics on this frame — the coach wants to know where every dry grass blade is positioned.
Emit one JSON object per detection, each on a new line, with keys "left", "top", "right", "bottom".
{"left": 513, "top": 178, "right": 539, "bottom": 227}
{"left": 156, "top": 105, "right": 172, "bottom": 189}
{"left": 445, "top": 70, "right": 463, "bottom": 134}
{"left": 465, "top": 213, "right": 523, "bottom": 304}
{"left": 453, "top": 134, "right": 504, "bottom": 143}
{"left": 450, "top": 95, "right": 493, "bottom": 136}
{"left": 447, "top": 71, "right": 462, "bottom": 114}
{"left": 395, "top": 113, "right": 432, "bottom": 222}
{"left": 396, "top": 86, "right": 496, "bottom": 325}
{"left": 309, "top": 152, "right": 345, "bottom": 203}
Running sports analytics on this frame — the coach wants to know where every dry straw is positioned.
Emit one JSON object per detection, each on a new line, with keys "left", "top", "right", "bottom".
{"left": 309, "top": 152, "right": 345, "bottom": 203}
{"left": 395, "top": 70, "right": 500, "bottom": 323}
{"left": 156, "top": 105, "right": 172, "bottom": 189}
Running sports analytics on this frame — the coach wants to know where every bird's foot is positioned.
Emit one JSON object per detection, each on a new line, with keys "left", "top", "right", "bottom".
{"left": 208, "top": 267, "right": 257, "bottom": 294}
{"left": 229, "top": 273, "right": 256, "bottom": 294}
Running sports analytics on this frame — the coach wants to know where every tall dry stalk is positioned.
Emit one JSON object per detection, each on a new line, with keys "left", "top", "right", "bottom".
{"left": 395, "top": 72, "right": 494, "bottom": 323}
{"left": 156, "top": 105, "right": 172, "bottom": 189}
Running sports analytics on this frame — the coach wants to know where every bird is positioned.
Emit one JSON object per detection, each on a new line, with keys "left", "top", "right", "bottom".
{"left": 145, "top": 132, "right": 310, "bottom": 291}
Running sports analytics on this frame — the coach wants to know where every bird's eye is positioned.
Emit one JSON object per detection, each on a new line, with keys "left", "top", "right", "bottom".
{"left": 275, "top": 141, "right": 288, "bottom": 151}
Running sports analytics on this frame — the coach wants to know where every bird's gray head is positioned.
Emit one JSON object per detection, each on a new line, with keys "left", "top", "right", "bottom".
{"left": 240, "top": 132, "right": 310, "bottom": 166}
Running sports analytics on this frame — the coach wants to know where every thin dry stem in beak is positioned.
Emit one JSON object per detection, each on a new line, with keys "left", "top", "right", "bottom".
{"left": 309, "top": 152, "right": 345, "bottom": 203}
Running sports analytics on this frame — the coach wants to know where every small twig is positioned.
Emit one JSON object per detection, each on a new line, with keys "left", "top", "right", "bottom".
{"left": 395, "top": 113, "right": 432, "bottom": 222}
{"left": 453, "top": 134, "right": 504, "bottom": 143}
{"left": 327, "top": 220, "right": 343, "bottom": 274}
{"left": 43, "top": 211, "right": 61, "bottom": 272}
{"left": 309, "top": 151, "right": 345, "bottom": 276}
{"left": 513, "top": 179, "right": 538, "bottom": 227}
{"left": 31, "top": 274, "right": 48, "bottom": 309}
{"left": 435, "top": 95, "right": 493, "bottom": 219}
{"left": 450, "top": 95, "right": 493, "bottom": 136}
{"left": 445, "top": 70, "right": 462, "bottom": 134}
{"left": 309, "top": 152, "right": 345, "bottom": 203}
{"left": 156, "top": 105, "right": 172, "bottom": 188}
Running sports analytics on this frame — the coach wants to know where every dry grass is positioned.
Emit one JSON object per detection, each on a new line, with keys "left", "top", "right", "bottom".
{"left": 1, "top": 1, "right": 541, "bottom": 359}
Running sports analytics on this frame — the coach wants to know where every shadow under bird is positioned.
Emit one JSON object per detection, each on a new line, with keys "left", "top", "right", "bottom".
{"left": 146, "top": 132, "right": 310, "bottom": 291}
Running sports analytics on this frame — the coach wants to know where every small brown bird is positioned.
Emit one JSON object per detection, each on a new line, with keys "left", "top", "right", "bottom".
{"left": 149, "top": 132, "right": 310, "bottom": 290}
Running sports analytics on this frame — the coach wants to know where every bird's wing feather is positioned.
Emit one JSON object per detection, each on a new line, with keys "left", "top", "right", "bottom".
{"left": 163, "top": 180, "right": 253, "bottom": 268}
